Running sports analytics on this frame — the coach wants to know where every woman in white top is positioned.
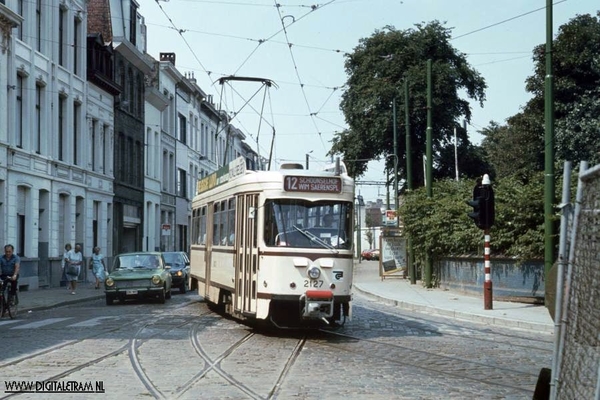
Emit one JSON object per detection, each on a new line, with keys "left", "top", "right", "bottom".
{"left": 89, "top": 247, "right": 106, "bottom": 289}
{"left": 66, "top": 244, "right": 83, "bottom": 295}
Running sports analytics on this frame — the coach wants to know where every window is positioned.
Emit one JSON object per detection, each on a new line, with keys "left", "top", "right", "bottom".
{"left": 58, "top": 7, "right": 66, "bottom": 66}
{"left": 16, "top": 0, "right": 24, "bottom": 40}
{"left": 192, "top": 206, "right": 207, "bottom": 245}
{"left": 36, "top": 0, "right": 42, "bottom": 52}
{"left": 58, "top": 96, "right": 65, "bottom": 161}
{"left": 178, "top": 114, "right": 187, "bottom": 144}
{"left": 162, "top": 151, "right": 168, "bottom": 190}
{"left": 16, "top": 76, "right": 23, "bottom": 148}
{"left": 73, "top": 17, "right": 80, "bottom": 75}
{"left": 129, "top": 3, "right": 137, "bottom": 46}
{"left": 35, "top": 84, "right": 42, "bottom": 153}
{"left": 73, "top": 102, "right": 80, "bottom": 165}
{"left": 227, "top": 198, "right": 236, "bottom": 246}
{"left": 101, "top": 125, "right": 108, "bottom": 174}
{"left": 177, "top": 169, "right": 186, "bottom": 197}
{"left": 264, "top": 200, "right": 353, "bottom": 249}
{"left": 91, "top": 120, "right": 97, "bottom": 170}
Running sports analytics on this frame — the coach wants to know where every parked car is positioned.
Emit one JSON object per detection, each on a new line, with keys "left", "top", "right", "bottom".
{"left": 104, "top": 252, "right": 172, "bottom": 305}
{"left": 361, "top": 249, "right": 380, "bottom": 261}
{"left": 162, "top": 251, "right": 190, "bottom": 293}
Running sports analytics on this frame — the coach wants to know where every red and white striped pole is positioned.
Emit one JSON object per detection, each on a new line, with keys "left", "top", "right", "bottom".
{"left": 484, "top": 229, "right": 493, "bottom": 310}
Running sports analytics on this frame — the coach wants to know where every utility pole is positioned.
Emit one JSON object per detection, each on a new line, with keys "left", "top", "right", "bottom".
{"left": 356, "top": 195, "right": 364, "bottom": 263}
{"left": 425, "top": 59, "right": 433, "bottom": 288}
{"left": 405, "top": 79, "right": 416, "bottom": 285}
{"left": 393, "top": 97, "right": 398, "bottom": 223}
{"left": 544, "top": 0, "right": 555, "bottom": 281}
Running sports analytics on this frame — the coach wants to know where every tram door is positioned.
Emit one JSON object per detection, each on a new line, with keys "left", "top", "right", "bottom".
{"left": 204, "top": 202, "right": 214, "bottom": 300}
{"left": 234, "top": 193, "right": 259, "bottom": 315}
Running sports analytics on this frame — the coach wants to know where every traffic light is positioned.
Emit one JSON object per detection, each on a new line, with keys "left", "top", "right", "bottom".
{"left": 467, "top": 186, "right": 484, "bottom": 228}
{"left": 467, "top": 175, "right": 495, "bottom": 230}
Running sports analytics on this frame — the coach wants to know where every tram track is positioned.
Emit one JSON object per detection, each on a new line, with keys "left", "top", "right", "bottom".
{"left": 0, "top": 302, "right": 211, "bottom": 400}
{"left": 355, "top": 301, "right": 554, "bottom": 352}
{"left": 314, "top": 329, "right": 542, "bottom": 395}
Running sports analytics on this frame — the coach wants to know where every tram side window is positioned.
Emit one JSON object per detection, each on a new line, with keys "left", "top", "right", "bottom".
{"left": 264, "top": 200, "right": 279, "bottom": 246}
{"left": 199, "top": 206, "right": 207, "bottom": 245}
{"left": 226, "top": 198, "right": 236, "bottom": 246}
{"left": 192, "top": 208, "right": 199, "bottom": 245}
{"left": 213, "top": 202, "right": 221, "bottom": 245}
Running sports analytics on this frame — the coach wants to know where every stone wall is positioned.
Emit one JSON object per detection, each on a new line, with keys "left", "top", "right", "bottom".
{"left": 437, "top": 257, "right": 545, "bottom": 301}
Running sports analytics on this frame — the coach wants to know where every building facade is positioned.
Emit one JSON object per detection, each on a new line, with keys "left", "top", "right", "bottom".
{"left": 0, "top": 0, "right": 261, "bottom": 290}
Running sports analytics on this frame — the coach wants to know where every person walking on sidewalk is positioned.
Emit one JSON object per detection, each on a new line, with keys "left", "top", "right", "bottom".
{"left": 66, "top": 244, "right": 83, "bottom": 295}
{"left": 89, "top": 247, "right": 106, "bottom": 289}
{"left": 62, "top": 243, "right": 72, "bottom": 290}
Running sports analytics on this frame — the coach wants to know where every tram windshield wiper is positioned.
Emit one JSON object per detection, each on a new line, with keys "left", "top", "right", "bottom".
{"left": 293, "top": 225, "right": 338, "bottom": 253}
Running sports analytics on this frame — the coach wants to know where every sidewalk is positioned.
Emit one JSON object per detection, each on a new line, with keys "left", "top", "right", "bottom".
{"left": 353, "top": 261, "right": 555, "bottom": 333}
{"left": 12, "top": 262, "right": 555, "bottom": 333}
{"left": 16, "top": 282, "right": 104, "bottom": 313}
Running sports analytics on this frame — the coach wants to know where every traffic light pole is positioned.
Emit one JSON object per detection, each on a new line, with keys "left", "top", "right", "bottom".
{"left": 484, "top": 229, "right": 493, "bottom": 310}
{"left": 467, "top": 174, "right": 495, "bottom": 310}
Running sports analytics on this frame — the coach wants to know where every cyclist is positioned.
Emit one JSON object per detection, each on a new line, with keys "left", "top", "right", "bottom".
{"left": 0, "top": 244, "right": 20, "bottom": 301}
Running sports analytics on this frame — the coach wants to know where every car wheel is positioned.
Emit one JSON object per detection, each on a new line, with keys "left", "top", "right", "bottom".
{"left": 158, "top": 288, "right": 166, "bottom": 304}
{"left": 180, "top": 280, "right": 187, "bottom": 294}
{"left": 166, "top": 287, "right": 172, "bottom": 299}
{"left": 105, "top": 295, "right": 114, "bottom": 306}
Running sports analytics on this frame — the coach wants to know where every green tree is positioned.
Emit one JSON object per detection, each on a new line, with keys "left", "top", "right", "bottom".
{"left": 398, "top": 174, "right": 547, "bottom": 264}
{"left": 480, "top": 12, "right": 600, "bottom": 177}
{"left": 480, "top": 107, "right": 545, "bottom": 182}
{"left": 331, "top": 22, "right": 487, "bottom": 184}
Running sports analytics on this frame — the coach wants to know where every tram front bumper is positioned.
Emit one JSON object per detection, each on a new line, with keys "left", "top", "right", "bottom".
{"left": 300, "top": 290, "right": 334, "bottom": 321}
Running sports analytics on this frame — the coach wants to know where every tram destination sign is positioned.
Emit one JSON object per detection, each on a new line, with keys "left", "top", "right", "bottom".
{"left": 284, "top": 176, "right": 342, "bottom": 193}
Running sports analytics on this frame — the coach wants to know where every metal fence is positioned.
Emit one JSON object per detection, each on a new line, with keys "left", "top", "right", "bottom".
{"left": 552, "top": 162, "right": 600, "bottom": 399}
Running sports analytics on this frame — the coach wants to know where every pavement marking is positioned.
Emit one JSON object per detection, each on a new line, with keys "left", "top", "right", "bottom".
{"left": 0, "top": 320, "right": 19, "bottom": 327}
{"left": 68, "top": 316, "right": 118, "bottom": 327}
{"left": 11, "top": 317, "right": 72, "bottom": 329}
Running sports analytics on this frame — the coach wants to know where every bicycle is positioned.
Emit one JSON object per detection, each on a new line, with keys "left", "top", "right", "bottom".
{"left": 0, "top": 277, "right": 18, "bottom": 319}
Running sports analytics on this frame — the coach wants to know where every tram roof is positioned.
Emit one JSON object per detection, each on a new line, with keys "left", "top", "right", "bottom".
{"left": 195, "top": 158, "right": 354, "bottom": 200}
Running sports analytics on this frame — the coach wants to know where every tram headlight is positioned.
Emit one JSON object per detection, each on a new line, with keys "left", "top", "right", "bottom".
{"left": 307, "top": 266, "right": 321, "bottom": 279}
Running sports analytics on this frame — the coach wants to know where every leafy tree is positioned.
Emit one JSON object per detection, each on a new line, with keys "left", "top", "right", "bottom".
{"left": 480, "top": 107, "right": 545, "bottom": 182}
{"left": 555, "top": 87, "right": 600, "bottom": 165}
{"left": 480, "top": 12, "right": 600, "bottom": 177}
{"left": 398, "top": 174, "right": 547, "bottom": 265}
{"left": 365, "top": 230, "right": 374, "bottom": 249}
{"left": 331, "top": 22, "right": 487, "bottom": 185}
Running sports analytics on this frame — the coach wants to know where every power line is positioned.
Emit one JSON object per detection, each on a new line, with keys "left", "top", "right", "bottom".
{"left": 451, "top": 0, "right": 568, "bottom": 40}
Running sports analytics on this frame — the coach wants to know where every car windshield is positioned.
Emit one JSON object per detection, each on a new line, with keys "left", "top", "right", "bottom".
{"left": 162, "top": 253, "right": 183, "bottom": 265}
{"left": 264, "top": 199, "right": 353, "bottom": 250}
{"left": 115, "top": 254, "right": 160, "bottom": 269}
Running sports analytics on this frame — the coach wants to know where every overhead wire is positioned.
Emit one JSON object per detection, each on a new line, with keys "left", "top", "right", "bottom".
{"left": 141, "top": 0, "right": 565, "bottom": 159}
{"left": 271, "top": 0, "right": 340, "bottom": 151}
{"left": 150, "top": 0, "right": 279, "bottom": 156}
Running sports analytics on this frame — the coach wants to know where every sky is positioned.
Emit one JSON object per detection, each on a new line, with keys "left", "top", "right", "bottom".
{"left": 140, "top": 0, "right": 597, "bottom": 204}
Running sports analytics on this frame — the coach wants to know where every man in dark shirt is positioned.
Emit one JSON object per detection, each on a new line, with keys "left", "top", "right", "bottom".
{"left": 0, "top": 244, "right": 20, "bottom": 297}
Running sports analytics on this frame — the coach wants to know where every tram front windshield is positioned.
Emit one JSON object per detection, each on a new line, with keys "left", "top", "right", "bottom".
{"left": 264, "top": 199, "right": 353, "bottom": 250}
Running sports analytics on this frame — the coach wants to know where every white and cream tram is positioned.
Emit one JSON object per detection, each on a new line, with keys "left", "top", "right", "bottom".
{"left": 190, "top": 157, "right": 355, "bottom": 328}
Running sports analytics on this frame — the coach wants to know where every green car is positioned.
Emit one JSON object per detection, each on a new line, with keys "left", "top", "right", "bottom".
{"left": 104, "top": 252, "right": 172, "bottom": 305}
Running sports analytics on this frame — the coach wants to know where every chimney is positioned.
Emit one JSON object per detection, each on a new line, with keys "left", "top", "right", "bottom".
{"left": 160, "top": 52, "right": 176, "bottom": 65}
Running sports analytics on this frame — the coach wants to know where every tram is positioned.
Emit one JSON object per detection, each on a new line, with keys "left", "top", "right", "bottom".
{"left": 190, "top": 157, "right": 355, "bottom": 328}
